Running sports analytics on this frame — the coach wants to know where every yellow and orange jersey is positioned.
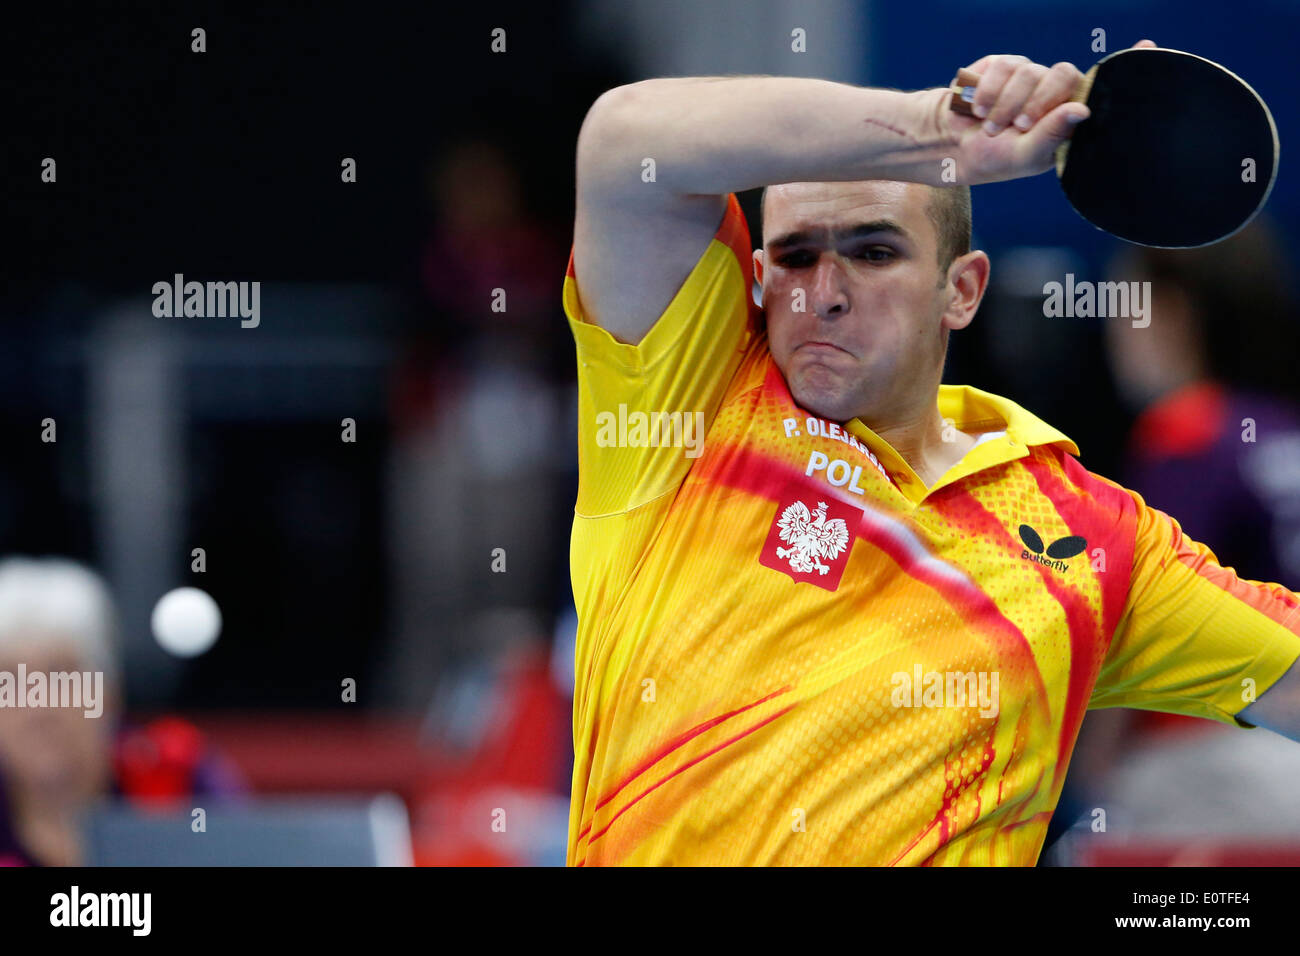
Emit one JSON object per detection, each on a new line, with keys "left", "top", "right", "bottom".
{"left": 561, "top": 194, "right": 1300, "bottom": 866}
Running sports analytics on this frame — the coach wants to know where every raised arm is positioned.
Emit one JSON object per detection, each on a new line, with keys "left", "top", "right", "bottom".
{"left": 572, "top": 60, "right": 1087, "bottom": 344}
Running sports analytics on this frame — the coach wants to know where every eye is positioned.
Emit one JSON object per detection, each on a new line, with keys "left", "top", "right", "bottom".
{"left": 776, "top": 251, "right": 816, "bottom": 268}
{"left": 856, "top": 246, "right": 895, "bottom": 262}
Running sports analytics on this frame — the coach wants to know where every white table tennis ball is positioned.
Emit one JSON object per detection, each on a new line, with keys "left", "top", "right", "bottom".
{"left": 151, "top": 587, "right": 222, "bottom": 657}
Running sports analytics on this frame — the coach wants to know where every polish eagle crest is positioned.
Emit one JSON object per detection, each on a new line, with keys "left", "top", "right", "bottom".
{"left": 774, "top": 500, "right": 850, "bottom": 575}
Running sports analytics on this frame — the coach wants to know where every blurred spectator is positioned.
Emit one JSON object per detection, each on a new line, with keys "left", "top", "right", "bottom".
{"left": 1045, "top": 222, "right": 1300, "bottom": 862}
{"left": 413, "top": 136, "right": 573, "bottom": 385}
{"left": 0, "top": 557, "right": 244, "bottom": 866}
{"left": 410, "top": 609, "right": 570, "bottom": 866}
{"left": 381, "top": 136, "right": 576, "bottom": 710}
{"left": 1106, "top": 218, "right": 1300, "bottom": 589}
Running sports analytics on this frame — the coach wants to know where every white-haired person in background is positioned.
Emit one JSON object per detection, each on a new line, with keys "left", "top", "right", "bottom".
{"left": 0, "top": 557, "right": 244, "bottom": 866}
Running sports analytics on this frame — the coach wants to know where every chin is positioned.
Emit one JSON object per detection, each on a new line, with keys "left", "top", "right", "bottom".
{"left": 790, "top": 379, "right": 859, "bottom": 423}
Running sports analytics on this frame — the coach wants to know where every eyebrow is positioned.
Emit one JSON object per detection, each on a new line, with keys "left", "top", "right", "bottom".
{"left": 767, "top": 220, "right": 909, "bottom": 251}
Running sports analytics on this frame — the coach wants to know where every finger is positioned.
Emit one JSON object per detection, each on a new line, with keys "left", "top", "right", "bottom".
{"left": 1019, "top": 100, "right": 1090, "bottom": 157}
{"left": 955, "top": 53, "right": 1030, "bottom": 103}
{"left": 961, "top": 54, "right": 996, "bottom": 75}
{"left": 1014, "top": 61, "right": 1085, "bottom": 130}
{"left": 1132, "top": 39, "right": 1156, "bottom": 48}
{"left": 984, "top": 62, "right": 1047, "bottom": 133}
{"left": 969, "top": 56, "right": 1028, "bottom": 119}
{"left": 962, "top": 52, "right": 1030, "bottom": 74}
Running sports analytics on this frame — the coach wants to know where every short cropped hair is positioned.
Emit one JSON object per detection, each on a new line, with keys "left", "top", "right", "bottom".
{"left": 760, "top": 183, "right": 972, "bottom": 272}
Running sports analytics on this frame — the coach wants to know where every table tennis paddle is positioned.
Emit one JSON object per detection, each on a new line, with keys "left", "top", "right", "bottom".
{"left": 949, "top": 48, "right": 1278, "bottom": 247}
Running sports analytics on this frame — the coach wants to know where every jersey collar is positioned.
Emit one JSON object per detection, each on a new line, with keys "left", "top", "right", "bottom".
{"left": 937, "top": 384, "right": 1078, "bottom": 456}
{"left": 843, "top": 384, "right": 1079, "bottom": 503}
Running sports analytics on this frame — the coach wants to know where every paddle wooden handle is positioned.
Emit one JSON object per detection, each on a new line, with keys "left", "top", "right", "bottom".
{"left": 947, "top": 68, "right": 985, "bottom": 117}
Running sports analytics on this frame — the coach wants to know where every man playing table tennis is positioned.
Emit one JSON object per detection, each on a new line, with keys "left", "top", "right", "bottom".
{"left": 562, "top": 40, "right": 1300, "bottom": 865}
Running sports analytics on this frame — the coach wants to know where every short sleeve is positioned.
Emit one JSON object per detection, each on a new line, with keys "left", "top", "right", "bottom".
{"left": 1090, "top": 490, "right": 1300, "bottom": 727}
{"left": 564, "top": 193, "right": 756, "bottom": 517}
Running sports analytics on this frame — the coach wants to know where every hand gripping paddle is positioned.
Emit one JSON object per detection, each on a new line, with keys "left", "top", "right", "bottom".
{"left": 950, "top": 48, "right": 1279, "bottom": 247}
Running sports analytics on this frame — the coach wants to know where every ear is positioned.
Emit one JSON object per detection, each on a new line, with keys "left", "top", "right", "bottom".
{"left": 941, "top": 250, "right": 990, "bottom": 332}
{"left": 752, "top": 248, "right": 765, "bottom": 307}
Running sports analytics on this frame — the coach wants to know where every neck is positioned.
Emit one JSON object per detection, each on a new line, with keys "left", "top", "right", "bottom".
{"left": 867, "top": 400, "right": 975, "bottom": 488}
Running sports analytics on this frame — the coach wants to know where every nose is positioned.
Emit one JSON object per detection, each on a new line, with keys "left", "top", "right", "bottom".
{"left": 809, "top": 256, "right": 849, "bottom": 321}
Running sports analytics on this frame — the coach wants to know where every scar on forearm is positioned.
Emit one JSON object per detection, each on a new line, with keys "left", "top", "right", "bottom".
{"left": 862, "top": 117, "right": 916, "bottom": 143}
